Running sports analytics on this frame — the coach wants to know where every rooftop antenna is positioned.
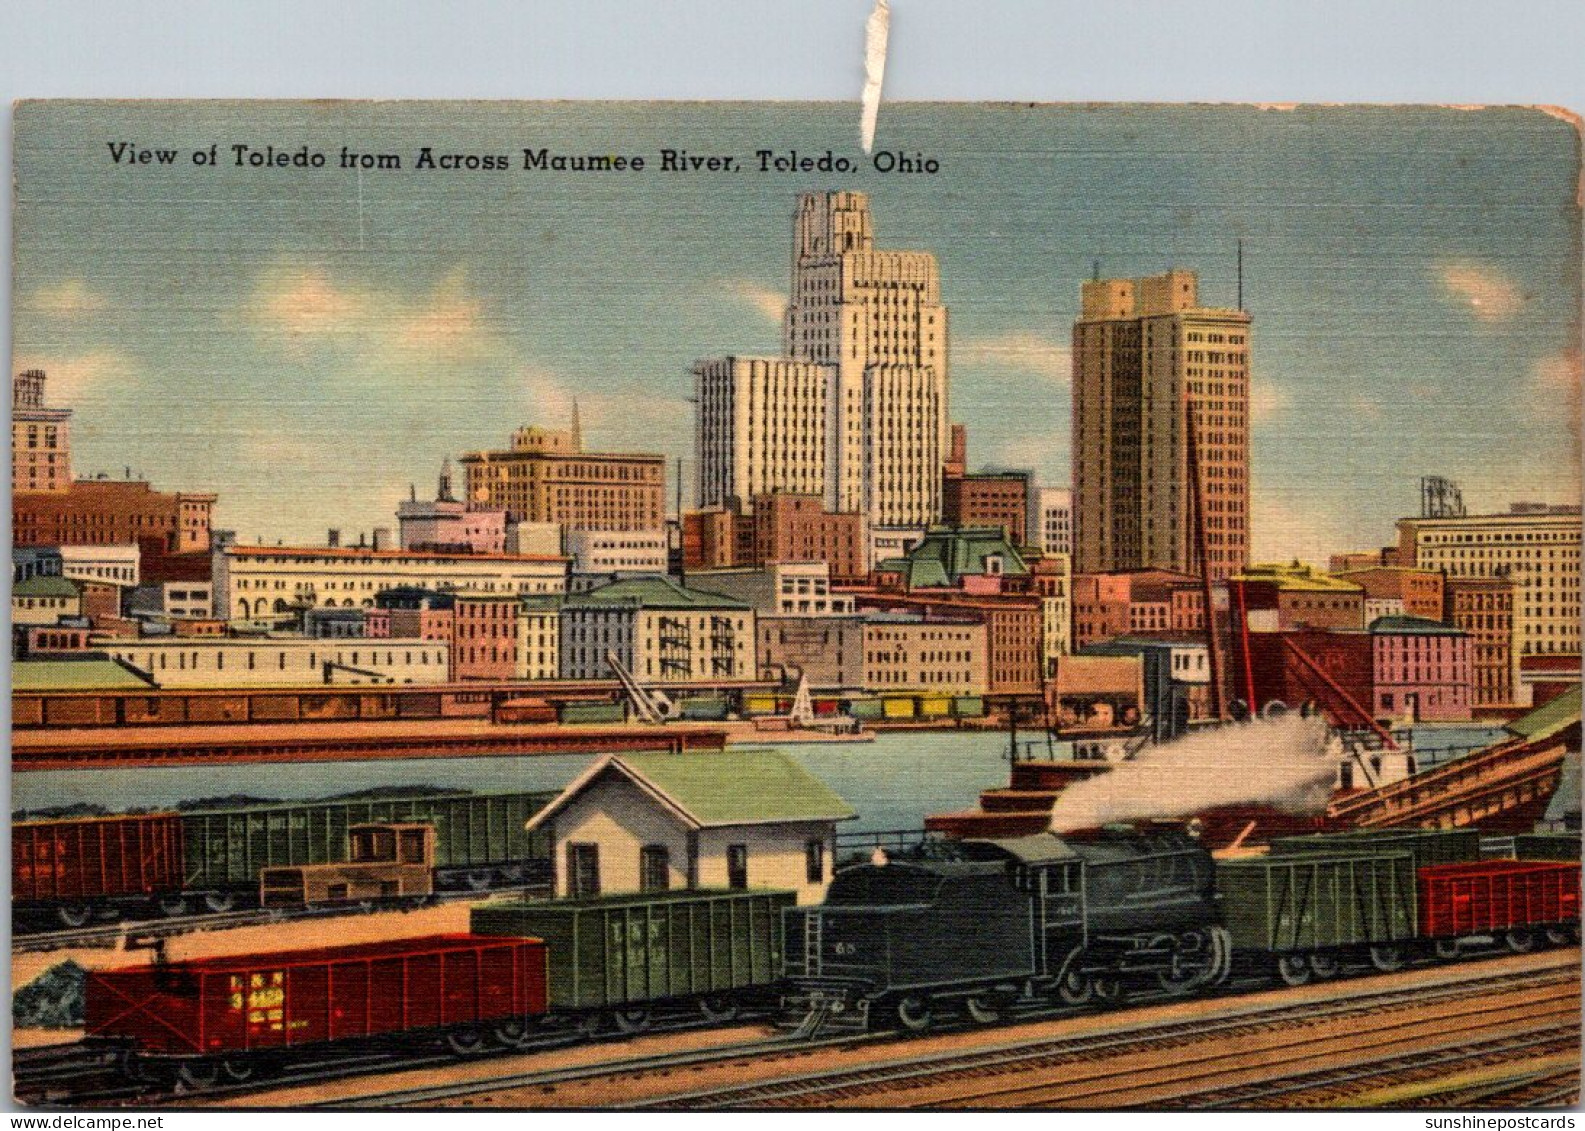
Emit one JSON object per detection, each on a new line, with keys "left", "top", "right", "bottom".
{"left": 1092, "top": 258, "right": 1101, "bottom": 282}
{"left": 570, "top": 398, "right": 583, "bottom": 453}
{"left": 1236, "top": 238, "right": 1244, "bottom": 310}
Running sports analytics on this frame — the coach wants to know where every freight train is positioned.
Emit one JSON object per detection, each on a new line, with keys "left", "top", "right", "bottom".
{"left": 784, "top": 825, "right": 1581, "bottom": 1030}
{"left": 78, "top": 826, "right": 1580, "bottom": 1087}
{"left": 12, "top": 789, "right": 557, "bottom": 929}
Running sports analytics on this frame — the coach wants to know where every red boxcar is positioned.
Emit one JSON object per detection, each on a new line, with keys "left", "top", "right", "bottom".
{"left": 12, "top": 814, "right": 185, "bottom": 904}
{"left": 86, "top": 934, "right": 549, "bottom": 1058}
{"left": 1417, "top": 860, "right": 1581, "bottom": 938}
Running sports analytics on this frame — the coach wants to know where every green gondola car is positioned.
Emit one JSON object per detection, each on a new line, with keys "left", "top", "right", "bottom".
{"left": 1215, "top": 852, "right": 1418, "bottom": 984}
{"left": 1266, "top": 828, "right": 1482, "bottom": 868}
{"left": 181, "top": 790, "right": 558, "bottom": 900}
{"left": 1513, "top": 832, "right": 1583, "bottom": 862}
{"left": 471, "top": 888, "right": 793, "bottom": 1018}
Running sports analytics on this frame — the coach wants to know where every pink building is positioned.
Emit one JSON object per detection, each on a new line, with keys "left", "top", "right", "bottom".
{"left": 364, "top": 607, "right": 392, "bottom": 639}
{"left": 397, "top": 460, "right": 509, "bottom": 554}
{"left": 452, "top": 593, "right": 519, "bottom": 681}
{"left": 1369, "top": 614, "right": 1472, "bottom": 722}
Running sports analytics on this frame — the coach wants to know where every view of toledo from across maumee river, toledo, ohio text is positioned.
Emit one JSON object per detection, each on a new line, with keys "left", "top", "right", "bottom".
{"left": 7, "top": 100, "right": 1583, "bottom": 1111}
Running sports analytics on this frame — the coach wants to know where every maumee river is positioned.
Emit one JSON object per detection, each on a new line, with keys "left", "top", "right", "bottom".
{"left": 11, "top": 725, "right": 1507, "bottom": 835}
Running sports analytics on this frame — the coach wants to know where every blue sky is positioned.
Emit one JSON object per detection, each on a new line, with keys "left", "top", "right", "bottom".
{"left": 12, "top": 101, "right": 1581, "bottom": 562}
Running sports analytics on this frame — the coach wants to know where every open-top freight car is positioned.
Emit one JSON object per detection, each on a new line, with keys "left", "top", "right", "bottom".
{"left": 13, "top": 814, "right": 187, "bottom": 927}
{"left": 1512, "top": 832, "right": 1583, "bottom": 862}
{"left": 471, "top": 888, "right": 794, "bottom": 1033}
{"left": 178, "top": 789, "right": 557, "bottom": 912}
{"left": 1266, "top": 828, "right": 1482, "bottom": 868}
{"left": 87, "top": 934, "right": 549, "bottom": 1086}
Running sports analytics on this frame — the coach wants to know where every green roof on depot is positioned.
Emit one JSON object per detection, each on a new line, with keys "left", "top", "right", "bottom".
{"left": 12, "top": 659, "right": 152, "bottom": 691}
{"left": 1506, "top": 685, "right": 1581, "bottom": 742}
{"left": 529, "top": 749, "right": 857, "bottom": 830}
{"left": 565, "top": 575, "right": 749, "bottom": 611}
{"left": 12, "top": 576, "right": 80, "bottom": 598}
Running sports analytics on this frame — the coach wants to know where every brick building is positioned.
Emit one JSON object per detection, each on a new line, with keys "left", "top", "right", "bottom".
{"left": 460, "top": 421, "right": 665, "bottom": 532}
{"left": 14, "top": 479, "right": 216, "bottom": 554}
{"left": 1231, "top": 562, "right": 1365, "bottom": 632}
{"left": 1334, "top": 566, "right": 1445, "bottom": 622}
{"left": 1369, "top": 615, "right": 1472, "bottom": 722}
{"left": 757, "top": 615, "right": 866, "bottom": 688}
{"left": 862, "top": 611, "right": 988, "bottom": 695}
{"left": 681, "top": 493, "right": 866, "bottom": 580}
{"left": 940, "top": 425, "right": 1031, "bottom": 546}
{"left": 451, "top": 593, "right": 521, "bottom": 681}
{"left": 1443, "top": 576, "right": 1519, "bottom": 708}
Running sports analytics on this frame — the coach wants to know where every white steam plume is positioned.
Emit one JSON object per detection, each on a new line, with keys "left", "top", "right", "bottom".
{"left": 1048, "top": 714, "right": 1338, "bottom": 833}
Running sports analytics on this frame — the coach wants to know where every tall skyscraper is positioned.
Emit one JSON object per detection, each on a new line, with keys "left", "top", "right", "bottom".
{"left": 695, "top": 191, "right": 948, "bottom": 533}
{"left": 1071, "top": 270, "right": 1251, "bottom": 581}
{"left": 13, "top": 368, "right": 72, "bottom": 492}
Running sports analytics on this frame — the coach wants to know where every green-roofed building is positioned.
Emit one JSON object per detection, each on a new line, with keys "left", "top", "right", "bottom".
{"left": 877, "top": 525, "right": 1029, "bottom": 593}
{"left": 527, "top": 749, "right": 857, "bottom": 904}
{"left": 12, "top": 575, "right": 84, "bottom": 626}
{"left": 559, "top": 573, "right": 757, "bottom": 684}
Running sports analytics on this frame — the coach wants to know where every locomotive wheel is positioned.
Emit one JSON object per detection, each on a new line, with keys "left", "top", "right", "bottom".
{"left": 1056, "top": 970, "right": 1094, "bottom": 1006}
{"left": 158, "top": 896, "right": 189, "bottom": 917}
{"left": 177, "top": 1059, "right": 221, "bottom": 1089}
{"left": 612, "top": 1008, "right": 652, "bottom": 1034}
{"left": 118, "top": 1051, "right": 154, "bottom": 1084}
{"left": 1505, "top": 928, "right": 1536, "bottom": 954}
{"left": 1276, "top": 955, "right": 1312, "bottom": 986}
{"left": 56, "top": 904, "right": 94, "bottom": 929}
{"left": 492, "top": 1018, "right": 535, "bottom": 1049}
{"left": 203, "top": 892, "right": 237, "bottom": 914}
{"left": 446, "top": 1027, "right": 487, "bottom": 1056}
{"left": 1092, "top": 976, "right": 1126, "bottom": 1005}
{"left": 965, "top": 995, "right": 1002, "bottom": 1025}
{"left": 1369, "top": 944, "right": 1406, "bottom": 973}
{"left": 1307, "top": 954, "right": 1341, "bottom": 980}
{"left": 698, "top": 994, "right": 739, "bottom": 1023}
{"left": 894, "top": 994, "right": 933, "bottom": 1032}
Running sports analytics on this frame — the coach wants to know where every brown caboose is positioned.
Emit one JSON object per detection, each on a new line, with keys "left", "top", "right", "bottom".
{"left": 258, "top": 822, "right": 435, "bottom": 907}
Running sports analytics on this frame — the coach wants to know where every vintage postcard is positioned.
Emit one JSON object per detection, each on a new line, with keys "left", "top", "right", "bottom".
{"left": 9, "top": 100, "right": 1582, "bottom": 1112}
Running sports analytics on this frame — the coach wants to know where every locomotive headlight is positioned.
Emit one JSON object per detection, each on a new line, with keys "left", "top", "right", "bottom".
{"left": 1186, "top": 818, "right": 1205, "bottom": 839}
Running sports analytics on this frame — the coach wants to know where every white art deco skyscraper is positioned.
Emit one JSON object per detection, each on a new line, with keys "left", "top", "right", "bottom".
{"left": 695, "top": 191, "right": 949, "bottom": 532}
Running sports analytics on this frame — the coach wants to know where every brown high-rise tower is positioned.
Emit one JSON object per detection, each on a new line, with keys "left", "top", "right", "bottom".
{"left": 1071, "top": 270, "right": 1251, "bottom": 581}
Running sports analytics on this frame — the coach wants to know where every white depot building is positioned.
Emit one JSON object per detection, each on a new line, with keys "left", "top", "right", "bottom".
{"left": 694, "top": 190, "right": 948, "bottom": 533}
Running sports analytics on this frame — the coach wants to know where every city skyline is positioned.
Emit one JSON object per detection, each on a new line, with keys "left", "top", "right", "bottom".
{"left": 12, "top": 101, "right": 1581, "bottom": 562}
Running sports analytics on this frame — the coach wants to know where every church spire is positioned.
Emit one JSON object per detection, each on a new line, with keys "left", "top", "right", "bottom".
{"left": 570, "top": 398, "right": 583, "bottom": 453}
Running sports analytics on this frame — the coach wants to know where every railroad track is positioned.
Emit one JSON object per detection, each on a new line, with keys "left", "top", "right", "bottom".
{"left": 13, "top": 1007, "right": 786, "bottom": 1108}
{"left": 14, "top": 885, "right": 549, "bottom": 954}
{"left": 625, "top": 958, "right": 1580, "bottom": 1110}
{"left": 325, "top": 1030, "right": 880, "bottom": 1110}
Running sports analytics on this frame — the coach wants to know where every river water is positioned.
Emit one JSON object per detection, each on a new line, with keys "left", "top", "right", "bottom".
{"left": 10, "top": 724, "right": 1509, "bottom": 834}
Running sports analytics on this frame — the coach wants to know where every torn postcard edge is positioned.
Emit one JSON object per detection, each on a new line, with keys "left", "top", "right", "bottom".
{"left": 861, "top": 0, "right": 890, "bottom": 154}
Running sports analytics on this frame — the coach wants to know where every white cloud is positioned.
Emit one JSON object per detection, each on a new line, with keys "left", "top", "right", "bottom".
{"left": 516, "top": 364, "right": 689, "bottom": 455}
{"left": 244, "top": 263, "right": 495, "bottom": 360}
{"left": 723, "top": 278, "right": 786, "bottom": 323}
{"left": 1436, "top": 262, "right": 1525, "bottom": 322}
{"left": 27, "top": 279, "right": 108, "bottom": 317}
{"left": 956, "top": 332, "right": 1072, "bottom": 384}
{"left": 1533, "top": 345, "right": 1582, "bottom": 445}
{"left": 1249, "top": 381, "right": 1289, "bottom": 424}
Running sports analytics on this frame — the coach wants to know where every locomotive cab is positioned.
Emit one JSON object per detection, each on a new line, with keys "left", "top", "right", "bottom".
{"left": 259, "top": 822, "right": 437, "bottom": 908}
